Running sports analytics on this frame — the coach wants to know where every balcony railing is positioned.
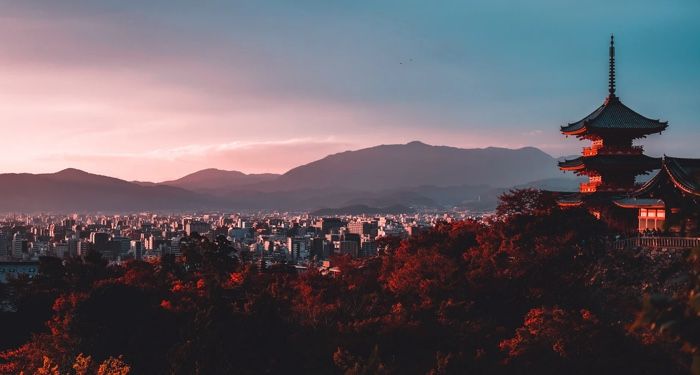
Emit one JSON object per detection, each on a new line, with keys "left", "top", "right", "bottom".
{"left": 580, "top": 182, "right": 599, "bottom": 193}
{"left": 613, "top": 237, "right": 700, "bottom": 250}
{"left": 582, "top": 145, "right": 644, "bottom": 157}
{"left": 579, "top": 183, "right": 635, "bottom": 193}
{"left": 582, "top": 147, "right": 599, "bottom": 157}
{"left": 596, "top": 185, "right": 634, "bottom": 192}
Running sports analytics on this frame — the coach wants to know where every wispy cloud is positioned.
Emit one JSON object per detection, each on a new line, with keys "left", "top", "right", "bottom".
{"left": 54, "top": 138, "right": 349, "bottom": 161}
{"left": 524, "top": 129, "right": 543, "bottom": 136}
{"left": 37, "top": 138, "right": 354, "bottom": 181}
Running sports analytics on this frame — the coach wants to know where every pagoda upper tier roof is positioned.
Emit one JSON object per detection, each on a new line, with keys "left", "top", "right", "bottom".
{"left": 613, "top": 198, "right": 665, "bottom": 209}
{"left": 561, "top": 95, "right": 668, "bottom": 136}
{"left": 556, "top": 191, "right": 627, "bottom": 207}
{"left": 632, "top": 157, "right": 700, "bottom": 197}
{"left": 556, "top": 194, "right": 583, "bottom": 207}
{"left": 558, "top": 154, "right": 661, "bottom": 172}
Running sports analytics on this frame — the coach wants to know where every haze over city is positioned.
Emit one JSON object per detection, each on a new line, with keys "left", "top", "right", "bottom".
{"left": 1, "top": 0, "right": 699, "bottom": 181}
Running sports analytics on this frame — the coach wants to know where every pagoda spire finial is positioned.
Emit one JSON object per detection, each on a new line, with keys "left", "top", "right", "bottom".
{"left": 608, "top": 34, "right": 616, "bottom": 97}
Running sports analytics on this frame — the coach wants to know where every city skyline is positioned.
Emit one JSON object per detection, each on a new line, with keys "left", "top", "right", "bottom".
{"left": 1, "top": 1, "right": 699, "bottom": 180}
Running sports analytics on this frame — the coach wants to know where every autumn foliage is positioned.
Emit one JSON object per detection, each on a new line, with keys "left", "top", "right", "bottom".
{"left": 0, "top": 189, "right": 694, "bottom": 374}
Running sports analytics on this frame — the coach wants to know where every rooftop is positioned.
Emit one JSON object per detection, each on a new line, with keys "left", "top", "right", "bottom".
{"left": 561, "top": 96, "right": 668, "bottom": 136}
{"left": 558, "top": 154, "right": 661, "bottom": 172}
{"left": 561, "top": 35, "right": 668, "bottom": 137}
{"left": 627, "top": 157, "right": 700, "bottom": 198}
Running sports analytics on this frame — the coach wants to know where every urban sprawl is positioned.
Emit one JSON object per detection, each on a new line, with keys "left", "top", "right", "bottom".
{"left": 0, "top": 211, "right": 480, "bottom": 282}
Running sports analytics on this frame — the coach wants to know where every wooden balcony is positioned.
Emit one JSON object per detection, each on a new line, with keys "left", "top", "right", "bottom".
{"left": 582, "top": 145, "right": 644, "bottom": 157}
{"left": 579, "top": 182, "right": 599, "bottom": 193}
{"left": 595, "top": 185, "right": 635, "bottom": 192}
{"left": 582, "top": 147, "right": 598, "bottom": 157}
{"left": 580, "top": 183, "right": 638, "bottom": 193}
{"left": 613, "top": 237, "right": 700, "bottom": 250}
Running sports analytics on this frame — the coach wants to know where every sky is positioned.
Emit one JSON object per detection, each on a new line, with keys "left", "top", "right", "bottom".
{"left": 0, "top": 0, "right": 699, "bottom": 181}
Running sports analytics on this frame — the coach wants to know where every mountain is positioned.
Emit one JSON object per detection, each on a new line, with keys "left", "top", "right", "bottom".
{"left": 272, "top": 141, "right": 561, "bottom": 191}
{"left": 311, "top": 204, "right": 415, "bottom": 216}
{"left": 515, "top": 177, "right": 585, "bottom": 192}
{"left": 0, "top": 168, "right": 219, "bottom": 213}
{"left": 0, "top": 143, "right": 570, "bottom": 213}
{"left": 158, "top": 169, "right": 279, "bottom": 194}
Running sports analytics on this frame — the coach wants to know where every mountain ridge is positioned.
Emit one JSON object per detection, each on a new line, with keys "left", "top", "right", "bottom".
{"left": 157, "top": 168, "right": 280, "bottom": 193}
{"left": 0, "top": 142, "right": 579, "bottom": 212}
{"left": 271, "top": 141, "right": 560, "bottom": 191}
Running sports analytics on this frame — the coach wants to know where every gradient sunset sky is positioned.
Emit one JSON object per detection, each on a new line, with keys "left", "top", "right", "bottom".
{"left": 1, "top": 1, "right": 699, "bottom": 181}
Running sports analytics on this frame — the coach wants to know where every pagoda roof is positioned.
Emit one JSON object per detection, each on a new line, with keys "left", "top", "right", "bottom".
{"left": 613, "top": 198, "right": 664, "bottom": 209}
{"left": 558, "top": 154, "right": 661, "bottom": 172}
{"left": 662, "top": 157, "right": 700, "bottom": 196}
{"left": 561, "top": 96, "right": 668, "bottom": 136}
{"left": 555, "top": 191, "right": 625, "bottom": 207}
{"left": 555, "top": 193, "right": 583, "bottom": 207}
{"left": 628, "top": 156, "right": 700, "bottom": 198}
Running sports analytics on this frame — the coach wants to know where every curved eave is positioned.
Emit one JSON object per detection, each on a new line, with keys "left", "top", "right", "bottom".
{"left": 557, "top": 200, "right": 583, "bottom": 207}
{"left": 560, "top": 97, "right": 668, "bottom": 136}
{"left": 558, "top": 156, "right": 585, "bottom": 171}
{"left": 561, "top": 123, "right": 587, "bottom": 136}
{"left": 596, "top": 122, "right": 669, "bottom": 133}
{"left": 590, "top": 122, "right": 669, "bottom": 136}
{"left": 663, "top": 158, "right": 700, "bottom": 197}
{"left": 614, "top": 198, "right": 665, "bottom": 209}
{"left": 629, "top": 169, "right": 663, "bottom": 197}
{"left": 559, "top": 156, "right": 661, "bottom": 172}
{"left": 655, "top": 122, "right": 670, "bottom": 133}
{"left": 561, "top": 122, "right": 668, "bottom": 137}
{"left": 559, "top": 164, "right": 585, "bottom": 171}
{"left": 561, "top": 103, "right": 606, "bottom": 135}
{"left": 556, "top": 192, "right": 583, "bottom": 207}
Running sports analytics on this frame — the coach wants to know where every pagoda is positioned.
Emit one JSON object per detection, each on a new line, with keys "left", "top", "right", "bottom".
{"left": 557, "top": 35, "right": 668, "bottom": 221}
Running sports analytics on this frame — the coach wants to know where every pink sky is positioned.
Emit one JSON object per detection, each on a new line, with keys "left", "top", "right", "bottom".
{"left": 0, "top": 3, "right": 695, "bottom": 181}
{"left": 0, "top": 7, "right": 558, "bottom": 182}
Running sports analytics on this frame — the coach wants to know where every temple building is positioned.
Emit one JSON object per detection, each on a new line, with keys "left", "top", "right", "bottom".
{"left": 557, "top": 36, "right": 700, "bottom": 235}
{"left": 557, "top": 35, "right": 667, "bottom": 229}
{"left": 614, "top": 157, "right": 700, "bottom": 235}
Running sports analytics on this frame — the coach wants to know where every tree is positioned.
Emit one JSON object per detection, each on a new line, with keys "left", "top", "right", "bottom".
{"left": 496, "top": 188, "right": 557, "bottom": 217}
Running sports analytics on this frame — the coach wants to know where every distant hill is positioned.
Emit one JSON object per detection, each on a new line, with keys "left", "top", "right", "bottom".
{"left": 272, "top": 141, "right": 561, "bottom": 191}
{"left": 0, "top": 142, "right": 569, "bottom": 213}
{"left": 311, "top": 204, "right": 414, "bottom": 216}
{"left": 0, "top": 168, "right": 219, "bottom": 213}
{"left": 158, "top": 169, "right": 279, "bottom": 194}
{"left": 514, "top": 177, "right": 585, "bottom": 192}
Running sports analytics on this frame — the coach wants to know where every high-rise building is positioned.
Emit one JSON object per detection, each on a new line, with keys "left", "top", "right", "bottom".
{"left": 77, "top": 241, "right": 93, "bottom": 256}
{"left": 0, "top": 233, "right": 8, "bottom": 259}
{"left": 12, "top": 233, "right": 28, "bottom": 259}
{"left": 111, "top": 236, "right": 131, "bottom": 256}
{"left": 89, "top": 231, "right": 110, "bottom": 252}
{"left": 360, "top": 239, "right": 378, "bottom": 257}
{"left": 186, "top": 221, "right": 210, "bottom": 236}
{"left": 170, "top": 236, "right": 184, "bottom": 256}
{"left": 347, "top": 221, "right": 378, "bottom": 237}
{"left": 54, "top": 243, "right": 69, "bottom": 258}
{"left": 311, "top": 237, "right": 331, "bottom": 260}
{"left": 338, "top": 241, "right": 359, "bottom": 257}
{"left": 287, "top": 237, "right": 309, "bottom": 262}
{"left": 314, "top": 218, "right": 345, "bottom": 234}
{"left": 130, "top": 240, "right": 144, "bottom": 260}
{"left": 67, "top": 238, "right": 79, "bottom": 257}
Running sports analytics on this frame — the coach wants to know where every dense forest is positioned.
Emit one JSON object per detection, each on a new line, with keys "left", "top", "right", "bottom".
{"left": 0, "top": 189, "right": 698, "bottom": 374}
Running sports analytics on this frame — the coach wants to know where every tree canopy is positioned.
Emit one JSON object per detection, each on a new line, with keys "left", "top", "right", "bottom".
{"left": 0, "top": 189, "right": 694, "bottom": 374}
